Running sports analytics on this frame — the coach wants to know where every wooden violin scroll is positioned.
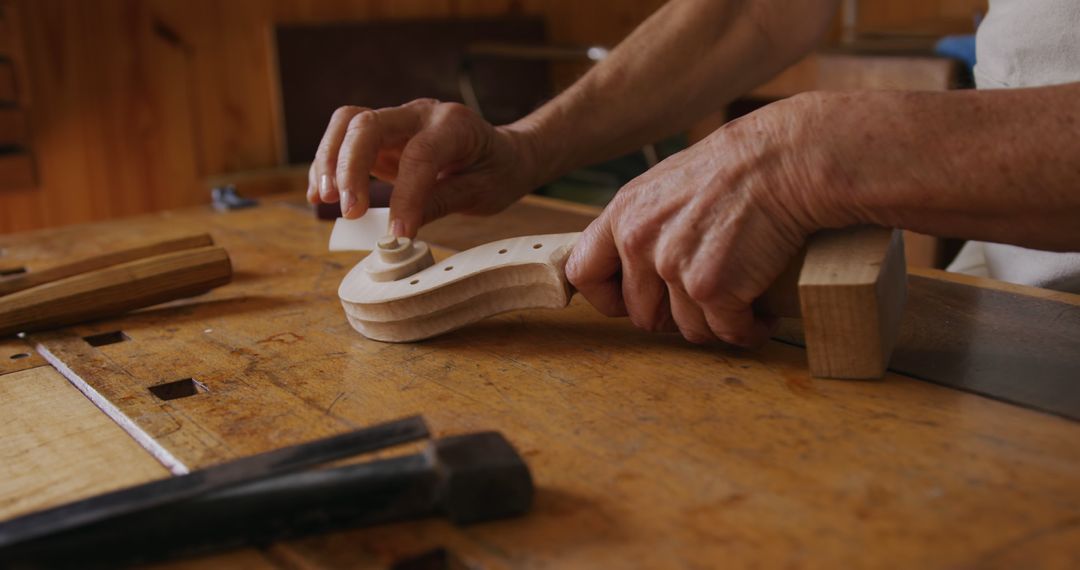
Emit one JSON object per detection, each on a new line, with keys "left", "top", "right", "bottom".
{"left": 336, "top": 227, "right": 907, "bottom": 380}
{"left": 338, "top": 233, "right": 579, "bottom": 343}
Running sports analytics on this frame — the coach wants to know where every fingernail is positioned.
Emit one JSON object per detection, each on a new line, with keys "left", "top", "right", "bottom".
{"left": 390, "top": 218, "right": 404, "bottom": 237}
{"left": 341, "top": 191, "right": 355, "bottom": 217}
{"left": 319, "top": 174, "right": 330, "bottom": 199}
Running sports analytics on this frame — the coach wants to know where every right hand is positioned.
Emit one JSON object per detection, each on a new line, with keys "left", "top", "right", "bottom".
{"left": 307, "top": 98, "right": 541, "bottom": 237}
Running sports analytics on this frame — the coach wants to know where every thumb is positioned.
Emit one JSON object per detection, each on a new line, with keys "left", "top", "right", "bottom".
{"left": 566, "top": 214, "right": 627, "bottom": 317}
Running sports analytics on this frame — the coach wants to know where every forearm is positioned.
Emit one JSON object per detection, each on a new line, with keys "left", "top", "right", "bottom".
{"left": 508, "top": 0, "right": 837, "bottom": 186}
{"left": 826, "top": 83, "right": 1080, "bottom": 251}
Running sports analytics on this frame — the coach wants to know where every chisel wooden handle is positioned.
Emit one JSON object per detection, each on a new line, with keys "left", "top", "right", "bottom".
{"left": 0, "top": 246, "right": 232, "bottom": 337}
{"left": 0, "top": 234, "right": 214, "bottom": 297}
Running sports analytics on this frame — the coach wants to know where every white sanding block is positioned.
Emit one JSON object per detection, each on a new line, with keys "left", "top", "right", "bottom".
{"left": 328, "top": 208, "right": 391, "bottom": 251}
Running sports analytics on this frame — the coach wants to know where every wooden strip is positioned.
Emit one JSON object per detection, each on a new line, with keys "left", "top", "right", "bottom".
{"left": 36, "top": 343, "right": 190, "bottom": 475}
{"left": 0, "top": 233, "right": 213, "bottom": 296}
{"left": 0, "top": 245, "right": 232, "bottom": 336}
{"left": 890, "top": 273, "right": 1080, "bottom": 420}
{"left": 910, "top": 265, "right": 1080, "bottom": 305}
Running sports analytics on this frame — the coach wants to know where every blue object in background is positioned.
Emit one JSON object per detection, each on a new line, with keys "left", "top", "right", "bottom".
{"left": 935, "top": 34, "right": 977, "bottom": 73}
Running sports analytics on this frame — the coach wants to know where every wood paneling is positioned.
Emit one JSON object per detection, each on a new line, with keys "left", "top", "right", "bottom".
{"left": 0, "top": 152, "right": 32, "bottom": 189}
{"left": 0, "top": 0, "right": 668, "bottom": 233}
{"left": 0, "top": 108, "right": 26, "bottom": 146}
{"left": 0, "top": 61, "right": 14, "bottom": 103}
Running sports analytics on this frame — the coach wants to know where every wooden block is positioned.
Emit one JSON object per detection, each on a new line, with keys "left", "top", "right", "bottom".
{"left": 798, "top": 227, "right": 907, "bottom": 379}
{"left": 0, "top": 234, "right": 213, "bottom": 297}
{"left": 0, "top": 108, "right": 26, "bottom": 147}
{"left": 0, "top": 246, "right": 232, "bottom": 337}
{"left": 903, "top": 230, "right": 944, "bottom": 268}
{"left": 0, "top": 152, "right": 34, "bottom": 190}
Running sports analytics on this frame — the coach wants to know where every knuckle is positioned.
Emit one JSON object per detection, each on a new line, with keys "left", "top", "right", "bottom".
{"left": 684, "top": 274, "right": 719, "bottom": 304}
{"left": 427, "top": 193, "right": 450, "bottom": 221}
{"left": 655, "top": 257, "right": 681, "bottom": 283}
{"left": 413, "top": 97, "right": 440, "bottom": 107}
{"left": 439, "top": 101, "right": 472, "bottom": 118}
{"left": 346, "top": 110, "right": 378, "bottom": 131}
{"left": 331, "top": 105, "right": 364, "bottom": 121}
{"left": 401, "top": 138, "right": 436, "bottom": 164}
{"left": 619, "top": 226, "right": 651, "bottom": 254}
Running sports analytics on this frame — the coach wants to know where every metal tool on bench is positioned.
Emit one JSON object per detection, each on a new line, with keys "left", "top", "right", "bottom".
{"left": 0, "top": 234, "right": 232, "bottom": 337}
{"left": 0, "top": 415, "right": 533, "bottom": 568}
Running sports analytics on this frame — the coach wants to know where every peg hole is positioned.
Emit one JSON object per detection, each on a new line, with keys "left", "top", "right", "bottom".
{"left": 532, "top": 243, "right": 542, "bottom": 249}
{"left": 0, "top": 266, "right": 26, "bottom": 277}
{"left": 410, "top": 279, "right": 419, "bottom": 285}
{"left": 498, "top": 249, "right": 507, "bottom": 254}
{"left": 444, "top": 266, "right": 453, "bottom": 271}
{"left": 149, "top": 378, "right": 207, "bottom": 401}
{"left": 9, "top": 353, "right": 30, "bottom": 360}
{"left": 83, "top": 330, "right": 130, "bottom": 347}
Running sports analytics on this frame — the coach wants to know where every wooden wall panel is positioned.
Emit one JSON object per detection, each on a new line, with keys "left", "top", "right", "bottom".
{"left": 853, "top": 0, "right": 986, "bottom": 34}
{"left": 0, "top": 0, "right": 670, "bottom": 233}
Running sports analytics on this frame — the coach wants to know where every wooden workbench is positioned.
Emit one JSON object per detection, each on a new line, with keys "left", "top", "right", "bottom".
{"left": 1, "top": 193, "right": 1078, "bottom": 569}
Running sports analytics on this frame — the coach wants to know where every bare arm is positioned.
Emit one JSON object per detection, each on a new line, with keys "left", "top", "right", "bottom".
{"left": 513, "top": 0, "right": 840, "bottom": 186}
{"left": 821, "top": 83, "right": 1080, "bottom": 251}
{"left": 308, "top": 0, "right": 839, "bottom": 236}
{"left": 565, "top": 82, "right": 1080, "bottom": 347}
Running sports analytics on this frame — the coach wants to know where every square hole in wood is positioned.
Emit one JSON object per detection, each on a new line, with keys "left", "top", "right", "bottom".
{"left": 83, "top": 330, "right": 130, "bottom": 347}
{"left": 0, "top": 266, "right": 26, "bottom": 277}
{"left": 149, "top": 378, "right": 208, "bottom": 401}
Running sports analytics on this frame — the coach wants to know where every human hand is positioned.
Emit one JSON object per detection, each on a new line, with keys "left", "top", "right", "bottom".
{"left": 308, "top": 98, "right": 542, "bottom": 237}
{"left": 565, "top": 93, "right": 854, "bottom": 347}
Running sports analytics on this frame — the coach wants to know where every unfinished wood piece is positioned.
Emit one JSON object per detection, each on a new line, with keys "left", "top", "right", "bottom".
{"left": 798, "top": 226, "right": 907, "bottom": 379}
{"left": 339, "top": 233, "right": 578, "bottom": 342}
{"left": 0, "top": 366, "right": 170, "bottom": 521}
{"left": 0, "top": 246, "right": 232, "bottom": 337}
{"left": 339, "top": 228, "right": 907, "bottom": 378}
{"left": 0, "top": 234, "right": 214, "bottom": 297}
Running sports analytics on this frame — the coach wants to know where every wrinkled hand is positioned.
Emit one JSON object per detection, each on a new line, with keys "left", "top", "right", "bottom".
{"left": 308, "top": 98, "right": 539, "bottom": 237}
{"left": 566, "top": 94, "right": 847, "bottom": 348}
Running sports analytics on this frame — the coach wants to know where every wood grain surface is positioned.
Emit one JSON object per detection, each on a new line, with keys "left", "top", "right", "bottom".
{"left": 797, "top": 227, "right": 907, "bottom": 379}
{"left": 0, "top": 245, "right": 232, "bottom": 336}
{"left": 0, "top": 233, "right": 213, "bottom": 296}
{"left": 0, "top": 193, "right": 1077, "bottom": 569}
{"left": 0, "top": 366, "right": 171, "bottom": 520}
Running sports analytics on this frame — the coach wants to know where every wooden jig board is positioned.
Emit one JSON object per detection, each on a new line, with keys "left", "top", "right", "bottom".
{"left": 1, "top": 194, "right": 1078, "bottom": 569}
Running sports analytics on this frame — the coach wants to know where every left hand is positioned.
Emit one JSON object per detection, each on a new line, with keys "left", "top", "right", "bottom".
{"left": 565, "top": 93, "right": 850, "bottom": 347}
